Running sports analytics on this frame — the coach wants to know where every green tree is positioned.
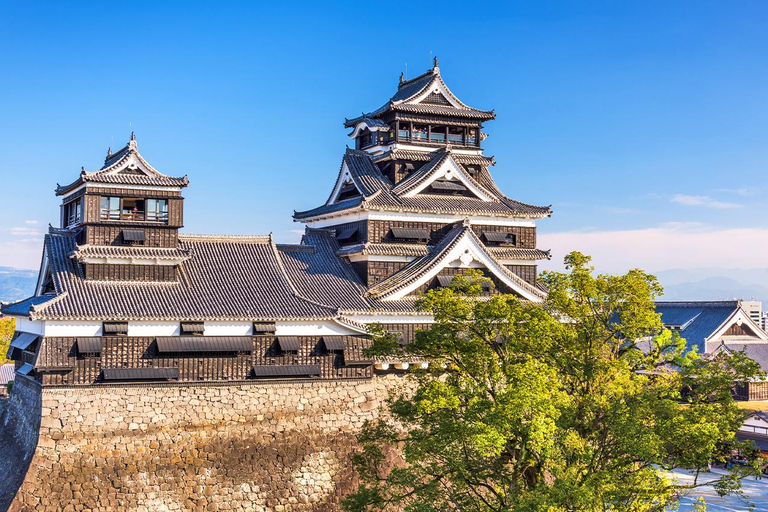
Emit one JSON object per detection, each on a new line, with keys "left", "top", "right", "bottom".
{"left": 344, "top": 253, "right": 763, "bottom": 512}
{"left": 0, "top": 317, "right": 14, "bottom": 364}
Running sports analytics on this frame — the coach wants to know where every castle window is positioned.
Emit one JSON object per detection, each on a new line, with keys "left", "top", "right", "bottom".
{"left": 253, "top": 322, "right": 277, "bottom": 335}
{"left": 64, "top": 197, "right": 83, "bottom": 228}
{"left": 429, "top": 126, "right": 446, "bottom": 143}
{"left": 389, "top": 227, "right": 430, "bottom": 244}
{"left": 121, "top": 198, "right": 146, "bottom": 221}
{"left": 482, "top": 232, "right": 516, "bottom": 246}
{"left": 357, "top": 129, "right": 372, "bottom": 149}
{"left": 103, "top": 322, "right": 128, "bottom": 336}
{"left": 146, "top": 199, "right": 168, "bottom": 222}
{"left": 121, "top": 229, "right": 145, "bottom": 245}
{"left": 467, "top": 128, "right": 477, "bottom": 145}
{"left": 336, "top": 227, "right": 358, "bottom": 245}
{"left": 100, "top": 196, "right": 120, "bottom": 220}
{"left": 100, "top": 196, "right": 168, "bottom": 223}
{"left": 397, "top": 123, "right": 409, "bottom": 141}
{"left": 448, "top": 126, "right": 464, "bottom": 144}
{"left": 277, "top": 336, "right": 300, "bottom": 354}
{"left": 180, "top": 322, "right": 205, "bottom": 336}
{"left": 412, "top": 125, "right": 428, "bottom": 142}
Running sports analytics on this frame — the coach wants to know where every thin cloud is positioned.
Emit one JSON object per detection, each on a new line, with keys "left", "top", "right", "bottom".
{"left": 717, "top": 187, "right": 763, "bottom": 197}
{"left": 539, "top": 224, "right": 768, "bottom": 274}
{"left": 9, "top": 226, "right": 41, "bottom": 236}
{"left": 24, "top": 220, "right": 39, "bottom": 225}
{"left": 669, "top": 194, "right": 742, "bottom": 210}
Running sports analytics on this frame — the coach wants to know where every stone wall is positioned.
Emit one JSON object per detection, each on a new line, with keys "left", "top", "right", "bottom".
{"left": 6, "top": 375, "right": 408, "bottom": 512}
{"left": 0, "top": 376, "right": 42, "bottom": 511}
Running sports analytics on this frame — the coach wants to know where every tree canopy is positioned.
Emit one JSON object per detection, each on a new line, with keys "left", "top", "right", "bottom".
{"left": 0, "top": 317, "right": 14, "bottom": 365}
{"left": 343, "top": 252, "right": 764, "bottom": 512}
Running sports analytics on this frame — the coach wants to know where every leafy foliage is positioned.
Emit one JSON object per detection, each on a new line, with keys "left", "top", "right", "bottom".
{"left": 344, "top": 252, "right": 764, "bottom": 512}
{"left": 0, "top": 317, "right": 14, "bottom": 365}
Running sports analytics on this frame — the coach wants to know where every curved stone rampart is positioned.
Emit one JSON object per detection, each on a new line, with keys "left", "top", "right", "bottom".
{"left": 4, "top": 375, "right": 407, "bottom": 511}
{"left": 0, "top": 376, "right": 42, "bottom": 511}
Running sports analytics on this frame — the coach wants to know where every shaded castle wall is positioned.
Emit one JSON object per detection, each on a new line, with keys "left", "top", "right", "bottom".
{"left": 0, "top": 376, "right": 42, "bottom": 512}
{"left": 6, "top": 375, "right": 407, "bottom": 512}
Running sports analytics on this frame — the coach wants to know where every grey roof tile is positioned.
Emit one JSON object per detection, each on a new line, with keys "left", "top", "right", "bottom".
{"left": 26, "top": 230, "right": 336, "bottom": 321}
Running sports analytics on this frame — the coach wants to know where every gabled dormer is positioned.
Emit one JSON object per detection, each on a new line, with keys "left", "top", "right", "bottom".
{"left": 344, "top": 58, "right": 495, "bottom": 156}
{"left": 55, "top": 133, "right": 189, "bottom": 249}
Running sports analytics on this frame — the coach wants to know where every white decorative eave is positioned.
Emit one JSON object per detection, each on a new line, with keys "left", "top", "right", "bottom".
{"left": 706, "top": 307, "right": 768, "bottom": 345}
{"left": 348, "top": 120, "right": 390, "bottom": 139}
{"left": 326, "top": 161, "right": 363, "bottom": 205}
{"left": 368, "top": 223, "right": 546, "bottom": 303}
{"left": 394, "top": 152, "right": 495, "bottom": 201}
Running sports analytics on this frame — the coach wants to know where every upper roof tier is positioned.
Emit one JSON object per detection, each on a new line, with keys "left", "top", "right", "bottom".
{"left": 344, "top": 59, "right": 496, "bottom": 129}
{"left": 55, "top": 133, "right": 189, "bottom": 196}
{"left": 293, "top": 148, "right": 552, "bottom": 221}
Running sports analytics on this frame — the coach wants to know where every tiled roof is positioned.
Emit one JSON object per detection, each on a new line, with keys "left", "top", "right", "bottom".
{"left": 719, "top": 343, "right": 768, "bottom": 372}
{"left": 0, "top": 364, "right": 15, "bottom": 385}
{"left": 70, "top": 245, "right": 192, "bottom": 262}
{"left": 295, "top": 149, "right": 551, "bottom": 220}
{"left": 367, "top": 223, "right": 547, "bottom": 301}
{"left": 655, "top": 301, "right": 740, "bottom": 354}
{"left": 2, "top": 295, "right": 54, "bottom": 316}
{"left": 24, "top": 230, "right": 337, "bottom": 321}
{"left": 391, "top": 103, "right": 495, "bottom": 119}
{"left": 336, "top": 243, "right": 430, "bottom": 257}
{"left": 487, "top": 247, "right": 551, "bottom": 261}
{"left": 55, "top": 135, "right": 189, "bottom": 196}
{"left": 372, "top": 149, "right": 495, "bottom": 167}
{"left": 344, "top": 66, "right": 495, "bottom": 128}
{"left": 276, "top": 229, "right": 371, "bottom": 311}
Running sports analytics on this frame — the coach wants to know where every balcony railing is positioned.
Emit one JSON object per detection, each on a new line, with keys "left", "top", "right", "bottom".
{"left": 66, "top": 214, "right": 81, "bottom": 228}
{"left": 100, "top": 209, "right": 168, "bottom": 222}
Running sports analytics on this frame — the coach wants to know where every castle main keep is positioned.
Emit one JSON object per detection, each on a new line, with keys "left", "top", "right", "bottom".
{"left": 0, "top": 61, "right": 551, "bottom": 511}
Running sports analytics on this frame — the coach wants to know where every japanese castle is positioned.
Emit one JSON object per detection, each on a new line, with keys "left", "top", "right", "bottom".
{"left": 3, "top": 60, "right": 552, "bottom": 385}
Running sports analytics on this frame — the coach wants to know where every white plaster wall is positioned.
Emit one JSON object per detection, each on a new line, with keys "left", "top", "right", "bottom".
{"left": 203, "top": 322, "right": 253, "bottom": 336}
{"left": 44, "top": 321, "right": 102, "bottom": 337}
{"left": 128, "top": 322, "right": 180, "bottom": 337}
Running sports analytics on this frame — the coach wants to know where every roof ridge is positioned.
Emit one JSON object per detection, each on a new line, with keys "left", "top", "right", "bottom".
{"left": 269, "top": 239, "right": 339, "bottom": 312}
{"left": 179, "top": 234, "right": 272, "bottom": 243}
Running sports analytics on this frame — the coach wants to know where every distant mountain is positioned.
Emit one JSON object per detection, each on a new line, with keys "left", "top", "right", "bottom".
{"left": 655, "top": 268, "right": 768, "bottom": 304}
{"left": 0, "top": 266, "right": 37, "bottom": 304}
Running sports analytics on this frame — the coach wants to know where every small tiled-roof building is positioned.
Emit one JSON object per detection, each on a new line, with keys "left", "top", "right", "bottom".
{"left": 656, "top": 300, "right": 768, "bottom": 400}
{"left": 2, "top": 61, "right": 552, "bottom": 387}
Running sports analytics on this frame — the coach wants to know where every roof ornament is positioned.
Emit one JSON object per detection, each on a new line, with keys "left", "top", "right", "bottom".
{"left": 399, "top": 72, "right": 404, "bottom": 85}
{"left": 130, "top": 131, "right": 135, "bottom": 141}
{"left": 80, "top": 166, "right": 86, "bottom": 175}
{"left": 106, "top": 146, "right": 112, "bottom": 158}
{"left": 433, "top": 56, "right": 439, "bottom": 69}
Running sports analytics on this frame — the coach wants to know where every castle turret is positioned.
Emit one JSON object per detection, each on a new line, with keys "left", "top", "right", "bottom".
{"left": 54, "top": 134, "right": 190, "bottom": 281}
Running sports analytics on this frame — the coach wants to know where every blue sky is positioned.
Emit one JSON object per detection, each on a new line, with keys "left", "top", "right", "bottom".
{"left": 1, "top": 1, "right": 766, "bottom": 272}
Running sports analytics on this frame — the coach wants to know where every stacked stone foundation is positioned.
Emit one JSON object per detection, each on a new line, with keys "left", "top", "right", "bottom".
{"left": 0, "top": 375, "right": 407, "bottom": 511}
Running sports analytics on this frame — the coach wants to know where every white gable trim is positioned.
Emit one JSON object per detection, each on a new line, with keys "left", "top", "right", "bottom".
{"left": 383, "top": 231, "right": 544, "bottom": 303}
{"left": 706, "top": 308, "right": 768, "bottom": 345}
{"left": 407, "top": 76, "right": 464, "bottom": 109}
{"left": 327, "top": 162, "right": 363, "bottom": 204}
{"left": 34, "top": 250, "right": 50, "bottom": 296}
{"left": 400, "top": 155, "right": 494, "bottom": 201}
{"left": 349, "top": 121, "right": 389, "bottom": 139}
